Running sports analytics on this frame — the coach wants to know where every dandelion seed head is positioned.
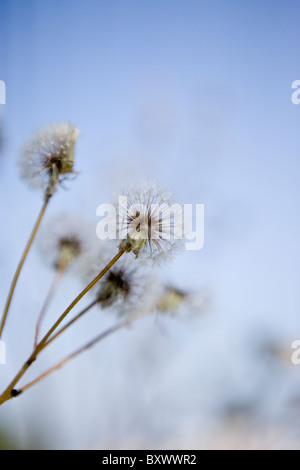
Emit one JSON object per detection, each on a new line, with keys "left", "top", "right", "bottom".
{"left": 82, "top": 244, "right": 155, "bottom": 314}
{"left": 38, "top": 213, "right": 95, "bottom": 273}
{"left": 20, "top": 123, "right": 79, "bottom": 196}
{"left": 97, "top": 261, "right": 139, "bottom": 309}
{"left": 157, "top": 286, "right": 188, "bottom": 313}
{"left": 117, "top": 181, "right": 182, "bottom": 261}
{"left": 156, "top": 283, "right": 210, "bottom": 317}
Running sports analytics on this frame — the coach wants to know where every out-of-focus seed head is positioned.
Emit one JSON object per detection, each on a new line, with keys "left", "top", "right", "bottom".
{"left": 20, "top": 123, "right": 79, "bottom": 197}
{"left": 156, "top": 283, "right": 210, "bottom": 317}
{"left": 157, "top": 286, "right": 188, "bottom": 313}
{"left": 82, "top": 245, "right": 155, "bottom": 314}
{"left": 97, "top": 263, "right": 138, "bottom": 309}
{"left": 37, "top": 213, "right": 95, "bottom": 273}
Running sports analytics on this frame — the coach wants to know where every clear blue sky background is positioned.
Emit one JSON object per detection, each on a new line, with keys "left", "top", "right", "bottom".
{"left": 0, "top": 0, "right": 300, "bottom": 449}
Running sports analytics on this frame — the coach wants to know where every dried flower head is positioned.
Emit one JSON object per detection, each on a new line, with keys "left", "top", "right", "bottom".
{"left": 117, "top": 181, "right": 182, "bottom": 260}
{"left": 38, "top": 213, "right": 95, "bottom": 272}
{"left": 82, "top": 245, "right": 154, "bottom": 313}
{"left": 156, "top": 283, "right": 210, "bottom": 317}
{"left": 20, "top": 123, "right": 79, "bottom": 197}
{"left": 157, "top": 285, "right": 188, "bottom": 313}
{"left": 96, "top": 260, "right": 140, "bottom": 309}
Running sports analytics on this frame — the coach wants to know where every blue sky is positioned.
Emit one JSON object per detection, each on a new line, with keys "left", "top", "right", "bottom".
{"left": 0, "top": 0, "right": 300, "bottom": 449}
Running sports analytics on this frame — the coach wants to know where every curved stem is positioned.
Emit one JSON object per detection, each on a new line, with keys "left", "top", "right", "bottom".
{"left": 0, "top": 248, "right": 126, "bottom": 405}
{"left": 44, "top": 299, "right": 98, "bottom": 348}
{"left": 0, "top": 195, "right": 51, "bottom": 339}
{"left": 34, "top": 264, "right": 66, "bottom": 348}
{"left": 17, "top": 310, "right": 149, "bottom": 395}
{"left": 36, "top": 248, "right": 126, "bottom": 353}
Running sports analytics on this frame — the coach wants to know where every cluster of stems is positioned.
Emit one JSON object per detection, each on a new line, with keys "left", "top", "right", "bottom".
{"left": 0, "top": 205, "right": 149, "bottom": 406}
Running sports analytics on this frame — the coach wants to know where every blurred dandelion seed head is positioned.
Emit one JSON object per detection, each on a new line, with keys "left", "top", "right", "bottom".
{"left": 83, "top": 247, "right": 155, "bottom": 314}
{"left": 156, "top": 283, "right": 210, "bottom": 317}
{"left": 20, "top": 123, "right": 79, "bottom": 196}
{"left": 157, "top": 286, "right": 188, "bottom": 313}
{"left": 57, "top": 235, "right": 83, "bottom": 268}
{"left": 97, "top": 263, "right": 139, "bottom": 309}
{"left": 117, "top": 181, "right": 182, "bottom": 260}
{"left": 37, "top": 213, "right": 95, "bottom": 273}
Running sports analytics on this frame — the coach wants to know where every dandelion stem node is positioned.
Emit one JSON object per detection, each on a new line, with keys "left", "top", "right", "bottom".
{"left": 27, "top": 356, "right": 37, "bottom": 367}
{"left": 119, "top": 234, "right": 146, "bottom": 259}
{"left": 10, "top": 389, "right": 22, "bottom": 399}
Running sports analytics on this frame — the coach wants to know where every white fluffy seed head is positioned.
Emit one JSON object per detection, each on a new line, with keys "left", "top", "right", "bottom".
{"left": 117, "top": 181, "right": 182, "bottom": 261}
{"left": 20, "top": 123, "right": 79, "bottom": 197}
{"left": 37, "top": 213, "right": 95, "bottom": 274}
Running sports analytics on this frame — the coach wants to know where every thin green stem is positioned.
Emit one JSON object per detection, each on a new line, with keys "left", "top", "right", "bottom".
{"left": 0, "top": 195, "right": 51, "bottom": 339}
{"left": 0, "top": 248, "right": 126, "bottom": 405}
